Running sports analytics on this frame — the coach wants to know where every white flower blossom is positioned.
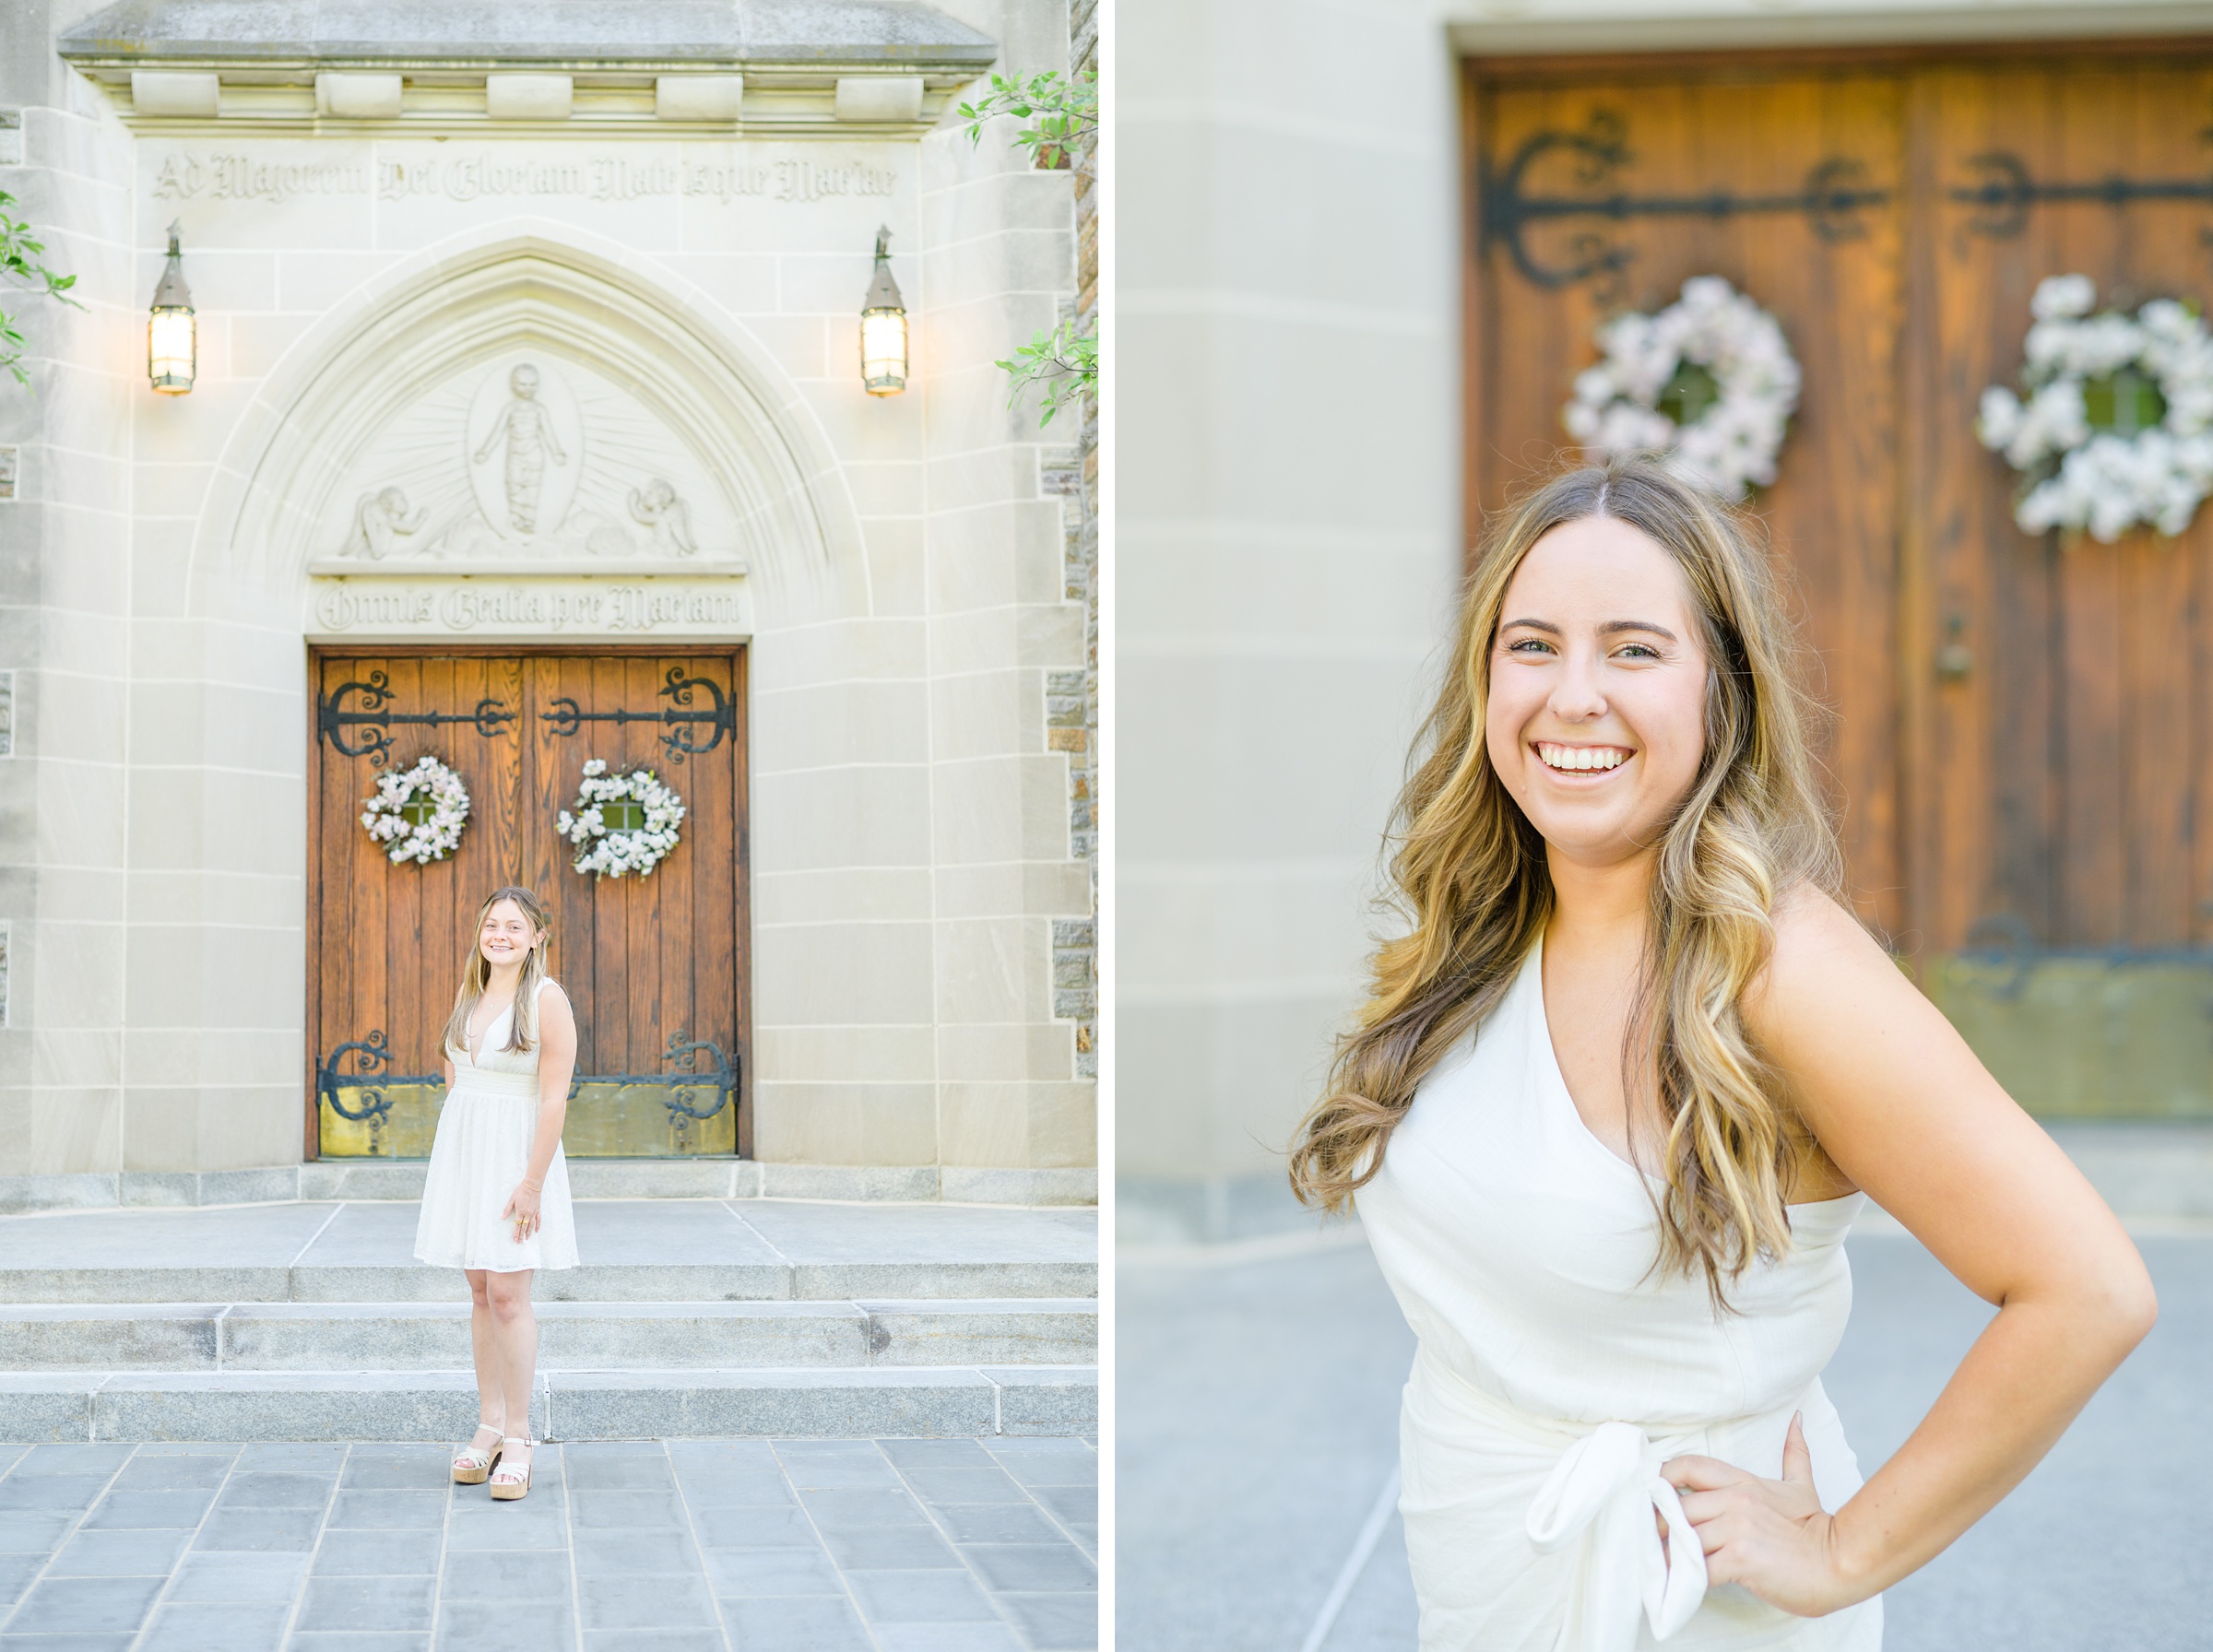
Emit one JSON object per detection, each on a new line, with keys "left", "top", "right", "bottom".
{"left": 359, "top": 755, "right": 470, "bottom": 864}
{"left": 2030, "top": 273, "right": 2097, "bottom": 322}
{"left": 1979, "top": 274, "right": 2213, "bottom": 540}
{"left": 1561, "top": 275, "right": 1800, "bottom": 502}
{"left": 556, "top": 761, "right": 686, "bottom": 879}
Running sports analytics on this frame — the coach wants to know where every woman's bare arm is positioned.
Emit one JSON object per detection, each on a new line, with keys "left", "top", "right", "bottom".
{"left": 1666, "top": 888, "right": 2155, "bottom": 1612}
{"left": 522, "top": 985, "right": 576, "bottom": 1187}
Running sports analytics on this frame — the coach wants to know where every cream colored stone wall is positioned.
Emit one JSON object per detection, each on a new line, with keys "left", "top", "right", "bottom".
{"left": 0, "top": 6, "right": 1094, "bottom": 1198}
{"left": 1118, "top": 0, "right": 1464, "bottom": 1239}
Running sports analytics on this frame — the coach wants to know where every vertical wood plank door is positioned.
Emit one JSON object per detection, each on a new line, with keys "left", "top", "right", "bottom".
{"left": 1903, "top": 60, "right": 2213, "bottom": 959}
{"left": 1471, "top": 67, "right": 1910, "bottom": 935}
{"left": 1466, "top": 50, "right": 2213, "bottom": 1113}
{"left": 523, "top": 653, "right": 749, "bottom": 1160}
{"left": 308, "top": 649, "right": 749, "bottom": 1158}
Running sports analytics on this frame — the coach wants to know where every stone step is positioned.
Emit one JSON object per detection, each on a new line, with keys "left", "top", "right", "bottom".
{"left": 0, "top": 1198, "right": 1096, "bottom": 1304}
{"left": 0, "top": 1299, "right": 1096, "bottom": 1372}
{"left": 0, "top": 1160, "right": 1098, "bottom": 1213}
{"left": 0, "top": 1260, "right": 1095, "bottom": 1304}
{"left": 0, "top": 1366, "right": 1096, "bottom": 1443}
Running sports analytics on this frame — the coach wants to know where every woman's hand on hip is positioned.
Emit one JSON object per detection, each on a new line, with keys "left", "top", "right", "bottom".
{"left": 1663, "top": 1414, "right": 1856, "bottom": 1618}
{"left": 502, "top": 1180, "right": 543, "bottom": 1242}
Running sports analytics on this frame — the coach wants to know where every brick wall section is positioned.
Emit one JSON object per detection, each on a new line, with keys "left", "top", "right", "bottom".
{"left": 1041, "top": 0, "right": 1098, "bottom": 1078}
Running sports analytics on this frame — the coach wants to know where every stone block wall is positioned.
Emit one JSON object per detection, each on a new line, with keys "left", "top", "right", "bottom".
{"left": 0, "top": 0, "right": 1096, "bottom": 1203}
{"left": 1117, "top": 0, "right": 1462, "bottom": 1240}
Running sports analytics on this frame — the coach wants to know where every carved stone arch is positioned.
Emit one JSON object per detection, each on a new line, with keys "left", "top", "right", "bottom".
{"left": 192, "top": 225, "right": 868, "bottom": 627}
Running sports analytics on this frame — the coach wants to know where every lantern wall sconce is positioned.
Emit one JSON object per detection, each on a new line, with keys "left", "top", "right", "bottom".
{"left": 148, "top": 219, "right": 195, "bottom": 395}
{"left": 859, "top": 226, "right": 907, "bottom": 396}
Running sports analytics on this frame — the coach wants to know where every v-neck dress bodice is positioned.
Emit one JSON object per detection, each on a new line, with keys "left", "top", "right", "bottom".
{"left": 411, "top": 978, "right": 578, "bottom": 1273}
{"left": 1355, "top": 942, "right": 1879, "bottom": 1652}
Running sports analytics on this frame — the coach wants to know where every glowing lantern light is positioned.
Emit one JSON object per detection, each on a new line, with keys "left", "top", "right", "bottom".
{"left": 148, "top": 219, "right": 195, "bottom": 395}
{"left": 859, "top": 226, "right": 907, "bottom": 396}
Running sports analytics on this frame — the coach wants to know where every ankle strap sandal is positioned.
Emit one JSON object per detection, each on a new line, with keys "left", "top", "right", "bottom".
{"left": 451, "top": 1424, "right": 503, "bottom": 1486}
{"left": 488, "top": 1437, "right": 534, "bottom": 1501}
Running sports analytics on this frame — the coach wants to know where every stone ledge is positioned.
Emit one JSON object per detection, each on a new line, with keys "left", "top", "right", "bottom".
{"left": 942, "top": 1166, "right": 1096, "bottom": 1207}
{"left": 60, "top": 0, "right": 997, "bottom": 134}
{"left": 0, "top": 1161, "right": 1097, "bottom": 1213}
{"left": 0, "top": 1298, "right": 1099, "bottom": 1372}
{"left": 61, "top": 0, "right": 998, "bottom": 65}
{"left": 0, "top": 1365, "right": 1099, "bottom": 1443}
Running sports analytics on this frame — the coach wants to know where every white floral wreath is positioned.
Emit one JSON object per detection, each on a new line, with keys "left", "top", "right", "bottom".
{"left": 1976, "top": 274, "right": 2213, "bottom": 542}
{"left": 557, "top": 759, "right": 686, "bottom": 879}
{"left": 1563, "top": 274, "right": 1802, "bottom": 502}
{"left": 360, "top": 755, "right": 470, "bottom": 865}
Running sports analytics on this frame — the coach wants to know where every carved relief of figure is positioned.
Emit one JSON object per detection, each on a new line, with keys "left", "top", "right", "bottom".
{"left": 342, "top": 486, "right": 428, "bottom": 560}
{"left": 471, "top": 363, "right": 568, "bottom": 533}
{"left": 628, "top": 478, "right": 698, "bottom": 555}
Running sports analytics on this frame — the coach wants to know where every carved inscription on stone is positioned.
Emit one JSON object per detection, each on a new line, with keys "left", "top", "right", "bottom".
{"left": 153, "top": 148, "right": 894, "bottom": 206}
{"left": 312, "top": 581, "right": 748, "bottom": 634}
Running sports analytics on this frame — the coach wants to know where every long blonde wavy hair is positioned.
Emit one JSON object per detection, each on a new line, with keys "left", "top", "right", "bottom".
{"left": 443, "top": 885, "right": 554, "bottom": 1056}
{"left": 1287, "top": 454, "right": 1840, "bottom": 1300}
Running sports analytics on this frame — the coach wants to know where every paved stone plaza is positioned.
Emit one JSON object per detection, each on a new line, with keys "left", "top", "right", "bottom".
{"left": 0, "top": 1434, "right": 1096, "bottom": 1651}
{"left": 1120, "top": 1222, "right": 2213, "bottom": 1651}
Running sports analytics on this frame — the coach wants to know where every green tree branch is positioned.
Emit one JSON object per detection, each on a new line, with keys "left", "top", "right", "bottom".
{"left": 958, "top": 71, "right": 1099, "bottom": 425}
{"left": 957, "top": 69, "right": 1097, "bottom": 174}
{"left": 0, "top": 188, "right": 80, "bottom": 389}
{"left": 998, "top": 314, "right": 1096, "bottom": 429}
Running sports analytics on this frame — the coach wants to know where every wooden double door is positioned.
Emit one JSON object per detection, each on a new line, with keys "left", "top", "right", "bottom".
{"left": 307, "top": 649, "right": 750, "bottom": 1157}
{"left": 1466, "top": 50, "right": 2213, "bottom": 1110}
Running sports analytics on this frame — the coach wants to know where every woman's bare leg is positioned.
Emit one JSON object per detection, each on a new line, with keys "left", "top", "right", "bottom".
{"left": 464, "top": 1268, "right": 505, "bottom": 1433}
{"left": 485, "top": 1268, "right": 538, "bottom": 1458}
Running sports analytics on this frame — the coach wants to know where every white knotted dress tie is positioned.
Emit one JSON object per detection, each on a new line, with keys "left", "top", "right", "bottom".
{"left": 1523, "top": 1421, "right": 1708, "bottom": 1652}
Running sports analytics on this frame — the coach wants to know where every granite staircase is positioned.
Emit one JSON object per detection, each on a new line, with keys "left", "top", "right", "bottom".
{"left": 0, "top": 1194, "right": 1097, "bottom": 1443}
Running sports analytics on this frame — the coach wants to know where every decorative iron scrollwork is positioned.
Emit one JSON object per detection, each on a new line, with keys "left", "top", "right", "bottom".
{"left": 318, "top": 671, "right": 517, "bottom": 768}
{"left": 317, "top": 1024, "right": 740, "bottom": 1155}
{"left": 317, "top": 1030, "right": 440, "bottom": 1130}
{"left": 1961, "top": 913, "right": 2041, "bottom": 1000}
{"left": 539, "top": 667, "right": 737, "bottom": 764}
{"left": 575, "top": 1031, "right": 740, "bottom": 1126}
{"left": 1950, "top": 150, "right": 2213, "bottom": 240}
{"left": 1480, "top": 111, "right": 1889, "bottom": 295}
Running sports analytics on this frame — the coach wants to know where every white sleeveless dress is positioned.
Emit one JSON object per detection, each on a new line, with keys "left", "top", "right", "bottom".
{"left": 412, "top": 978, "right": 579, "bottom": 1274}
{"left": 1356, "top": 941, "right": 1882, "bottom": 1652}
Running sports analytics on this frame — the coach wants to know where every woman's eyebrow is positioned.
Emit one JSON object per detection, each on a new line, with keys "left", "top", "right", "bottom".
{"left": 1500, "top": 616, "right": 1679, "bottom": 642}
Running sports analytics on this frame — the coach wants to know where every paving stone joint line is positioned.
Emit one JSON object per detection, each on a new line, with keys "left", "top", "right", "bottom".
{"left": 0, "top": 1436, "right": 1100, "bottom": 1651}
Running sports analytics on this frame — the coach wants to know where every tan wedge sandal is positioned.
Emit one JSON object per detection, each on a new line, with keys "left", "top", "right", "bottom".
{"left": 451, "top": 1423, "right": 503, "bottom": 1486}
{"left": 488, "top": 1437, "right": 533, "bottom": 1501}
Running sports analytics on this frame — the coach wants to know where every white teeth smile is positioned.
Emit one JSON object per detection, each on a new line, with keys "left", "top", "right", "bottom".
{"left": 1535, "top": 742, "right": 1631, "bottom": 773}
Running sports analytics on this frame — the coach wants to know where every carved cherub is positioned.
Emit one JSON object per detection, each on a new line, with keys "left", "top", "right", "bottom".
{"left": 472, "top": 363, "right": 568, "bottom": 533}
{"left": 342, "top": 486, "right": 428, "bottom": 560}
{"left": 628, "top": 478, "right": 698, "bottom": 555}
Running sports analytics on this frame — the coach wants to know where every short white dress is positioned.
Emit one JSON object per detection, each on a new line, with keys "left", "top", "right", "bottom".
{"left": 412, "top": 977, "right": 579, "bottom": 1274}
{"left": 1356, "top": 940, "right": 1882, "bottom": 1652}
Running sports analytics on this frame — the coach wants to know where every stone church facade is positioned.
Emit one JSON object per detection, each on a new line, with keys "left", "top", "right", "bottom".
{"left": 0, "top": 0, "right": 1095, "bottom": 1209}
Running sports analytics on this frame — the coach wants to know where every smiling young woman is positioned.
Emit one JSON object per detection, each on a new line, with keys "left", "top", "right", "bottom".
{"left": 1287, "top": 455, "right": 2155, "bottom": 1650}
{"left": 412, "top": 884, "right": 580, "bottom": 1502}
